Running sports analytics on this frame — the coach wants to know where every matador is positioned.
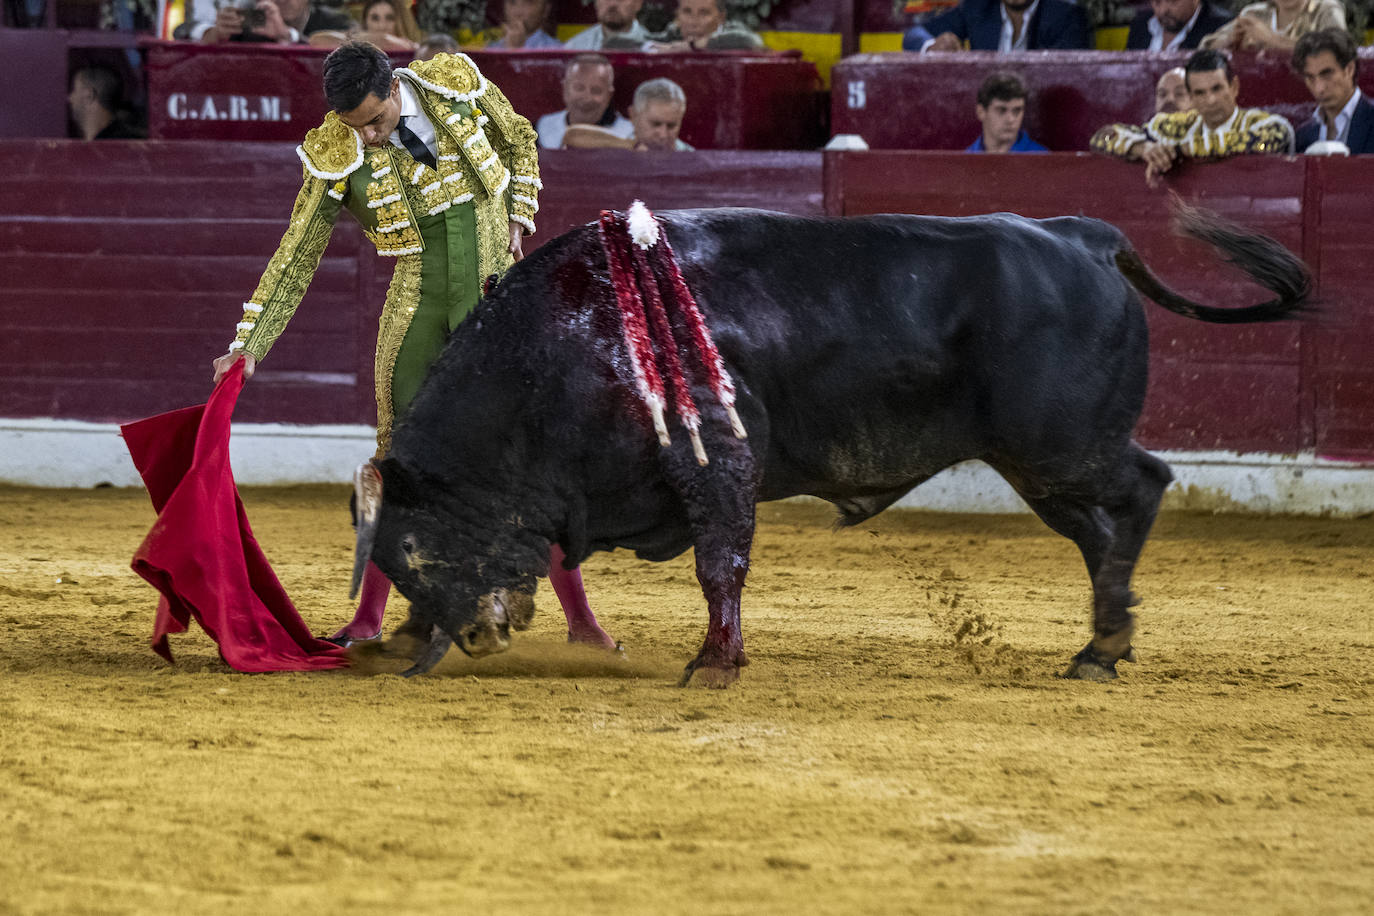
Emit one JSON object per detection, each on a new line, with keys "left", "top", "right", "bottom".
{"left": 211, "top": 41, "right": 616, "bottom": 651}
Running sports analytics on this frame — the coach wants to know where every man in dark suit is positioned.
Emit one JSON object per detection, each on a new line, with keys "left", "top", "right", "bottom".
{"left": 1292, "top": 28, "right": 1374, "bottom": 154}
{"left": 903, "top": 0, "right": 1091, "bottom": 52}
{"left": 1125, "top": 0, "right": 1232, "bottom": 51}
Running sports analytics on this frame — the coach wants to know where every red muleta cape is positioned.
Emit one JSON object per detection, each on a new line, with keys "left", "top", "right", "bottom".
{"left": 121, "top": 362, "right": 348, "bottom": 671}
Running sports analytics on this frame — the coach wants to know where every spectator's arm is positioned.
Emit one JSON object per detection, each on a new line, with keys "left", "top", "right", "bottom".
{"left": 903, "top": 7, "right": 968, "bottom": 51}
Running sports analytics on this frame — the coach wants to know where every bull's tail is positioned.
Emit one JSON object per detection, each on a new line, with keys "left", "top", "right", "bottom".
{"left": 1114, "top": 198, "right": 1311, "bottom": 324}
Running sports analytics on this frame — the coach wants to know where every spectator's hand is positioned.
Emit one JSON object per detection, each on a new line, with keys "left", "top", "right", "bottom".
{"left": 507, "top": 221, "right": 524, "bottom": 261}
{"left": 252, "top": 0, "right": 293, "bottom": 42}
{"left": 203, "top": 5, "right": 243, "bottom": 40}
{"left": 1231, "top": 15, "right": 1278, "bottom": 50}
{"left": 1139, "top": 142, "right": 1178, "bottom": 187}
{"left": 928, "top": 32, "right": 963, "bottom": 52}
{"left": 212, "top": 350, "right": 256, "bottom": 385}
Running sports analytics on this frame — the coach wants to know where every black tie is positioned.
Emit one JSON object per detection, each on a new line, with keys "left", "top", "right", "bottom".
{"left": 396, "top": 116, "right": 437, "bottom": 169}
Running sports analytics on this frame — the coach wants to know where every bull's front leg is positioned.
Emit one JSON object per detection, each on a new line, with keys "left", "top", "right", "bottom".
{"left": 666, "top": 442, "right": 758, "bottom": 689}
{"left": 679, "top": 538, "right": 752, "bottom": 688}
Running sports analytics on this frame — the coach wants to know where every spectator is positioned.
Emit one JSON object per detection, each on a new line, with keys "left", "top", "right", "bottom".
{"left": 650, "top": 0, "right": 765, "bottom": 51}
{"left": 1155, "top": 67, "right": 1191, "bottom": 115}
{"left": 535, "top": 53, "right": 635, "bottom": 149}
{"left": 358, "top": 0, "right": 422, "bottom": 48}
{"left": 564, "top": 0, "right": 650, "bottom": 50}
{"left": 68, "top": 66, "right": 140, "bottom": 140}
{"left": 488, "top": 0, "right": 562, "bottom": 49}
{"left": 902, "top": 0, "right": 1091, "bottom": 52}
{"left": 1200, "top": 0, "right": 1344, "bottom": 53}
{"left": 1125, "top": 0, "right": 1233, "bottom": 51}
{"left": 1291, "top": 28, "right": 1373, "bottom": 154}
{"left": 564, "top": 78, "right": 694, "bottom": 150}
{"left": 198, "top": 0, "right": 352, "bottom": 43}
{"left": 1091, "top": 49, "right": 1294, "bottom": 185}
{"left": 416, "top": 33, "right": 460, "bottom": 59}
{"left": 967, "top": 72, "right": 1047, "bottom": 152}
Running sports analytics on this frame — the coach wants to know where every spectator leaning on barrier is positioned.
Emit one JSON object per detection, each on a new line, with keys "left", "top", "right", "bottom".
{"left": 1125, "top": 0, "right": 1233, "bottom": 50}
{"left": 488, "top": 0, "right": 562, "bottom": 49}
{"left": 196, "top": 0, "right": 352, "bottom": 43}
{"left": 535, "top": 53, "right": 635, "bottom": 149}
{"left": 649, "top": 0, "right": 765, "bottom": 51}
{"left": 1155, "top": 67, "right": 1192, "bottom": 115}
{"left": 902, "top": 0, "right": 1091, "bottom": 52}
{"left": 68, "top": 66, "right": 140, "bottom": 140}
{"left": 967, "top": 72, "right": 1047, "bottom": 152}
{"left": 1091, "top": 49, "right": 1294, "bottom": 185}
{"left": 563, "top": 77, "right": 695, "bottom": 150}
{"left": 1291, "top": 28, "right": 1374, "bottom": 154}
{"left": 351, "top": 0, "right": 423, "bottom": 50}
{"left": 563, "top": 0, "right": 651, "bottom": 49}
{"left": 1200, "top": 0, "right": 1345, "bottom": 53}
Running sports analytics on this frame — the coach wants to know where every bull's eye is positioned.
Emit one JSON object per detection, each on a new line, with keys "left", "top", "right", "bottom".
{"left": 401, "top": 535, "right": 417, "bottom": 555}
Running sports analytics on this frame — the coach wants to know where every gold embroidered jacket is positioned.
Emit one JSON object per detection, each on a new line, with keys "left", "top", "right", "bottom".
{"left": 228, "top": 52, "right": 541, "bottom": 361}
{"left": 1090, "top": 107, "right": 1295, "bottom": 160}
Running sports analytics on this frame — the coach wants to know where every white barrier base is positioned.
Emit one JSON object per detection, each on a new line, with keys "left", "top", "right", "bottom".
{"left": 3, "top": 418, "right": 1372, "bottom": 517}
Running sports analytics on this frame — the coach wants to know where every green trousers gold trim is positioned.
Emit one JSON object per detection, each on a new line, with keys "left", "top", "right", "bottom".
{"left": 373, "top": 205, "right": 480, "bottom": 455}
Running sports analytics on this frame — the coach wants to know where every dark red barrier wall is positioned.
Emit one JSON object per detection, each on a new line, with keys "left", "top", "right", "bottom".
{"left": 3, "top": 141, "right": 1371, "bottom": 458}
{"left": 143, "top": 41, "right": 825, "bottom": 151}
{"left": 832, "top": 50, "right": 1374, "bottom": 151}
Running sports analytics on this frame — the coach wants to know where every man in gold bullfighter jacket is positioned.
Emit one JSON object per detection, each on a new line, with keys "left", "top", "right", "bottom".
{"left": 210, "top": 41, "right": 614, "bottom": 650}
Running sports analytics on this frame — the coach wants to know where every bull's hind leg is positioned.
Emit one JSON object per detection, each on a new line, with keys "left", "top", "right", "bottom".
{"left": 1061, "top": 446, "right": 1172, "bottom": 681}
{"left": 662, "top": 443, "right": 758, "bottom": 689}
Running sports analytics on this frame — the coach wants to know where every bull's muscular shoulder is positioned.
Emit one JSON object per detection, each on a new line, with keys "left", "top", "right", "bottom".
{"left": 296, "top": 111, "right": 365, "bottom": 180}
{"left": 399, "top": 52, "right": 488, "bottom": 103}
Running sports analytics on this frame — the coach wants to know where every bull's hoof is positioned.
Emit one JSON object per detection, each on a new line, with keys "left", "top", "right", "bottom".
{"left": 1060, "top": 643, "right": 1131, "bottom": 682}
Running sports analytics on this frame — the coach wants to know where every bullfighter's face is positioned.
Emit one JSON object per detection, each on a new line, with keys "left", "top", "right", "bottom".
{"left": 1185, "top": 67, "right": 1238, "bottom": 130}
{"left": 337, "top": 77, "right": 403, "bottom": 149}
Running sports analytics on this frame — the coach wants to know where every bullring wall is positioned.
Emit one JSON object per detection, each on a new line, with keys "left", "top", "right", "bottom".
{"left": 3, "top": 143, "right": 1373, "bottom": 470}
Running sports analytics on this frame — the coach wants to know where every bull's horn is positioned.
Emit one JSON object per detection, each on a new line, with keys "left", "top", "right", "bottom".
{"left": 349, "top": 461, "right": 383, "bottom": 599}
{"left": 399, "top": 625, "right": 453, "bottom": 678}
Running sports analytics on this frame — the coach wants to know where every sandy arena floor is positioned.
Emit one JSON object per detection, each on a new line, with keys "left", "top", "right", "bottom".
{"left": 1, "top": 484, "right": 1371, "bottom": 914}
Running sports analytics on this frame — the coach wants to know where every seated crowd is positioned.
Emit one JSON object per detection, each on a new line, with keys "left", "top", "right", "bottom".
{"left": 47, "top": 0, "right": 1374, "bottom": 162}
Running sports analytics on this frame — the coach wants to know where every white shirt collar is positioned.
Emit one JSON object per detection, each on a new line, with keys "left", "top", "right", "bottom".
{"left": 1315, "top": 87, "right": 1363, "bottom": 143}
{"left": 1147, "top": 2, "right": 1204, "bottom": 51}
{"left": 389, "top": 78, "right": 437, "bottom": 157}
{"left": 999, "top": 0, "right": 1041, "bottom": 51}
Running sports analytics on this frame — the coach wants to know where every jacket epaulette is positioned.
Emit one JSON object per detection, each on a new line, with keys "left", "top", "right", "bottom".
{"left": 297, "top": 111, "right": 365, "bottom": 180}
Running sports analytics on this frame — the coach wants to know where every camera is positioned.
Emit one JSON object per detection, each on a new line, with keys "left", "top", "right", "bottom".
{"left": 235, "top": 0, "right": 266, "bottom": 30}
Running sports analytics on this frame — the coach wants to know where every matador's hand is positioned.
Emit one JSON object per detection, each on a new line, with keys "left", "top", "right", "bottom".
{"left": 212, "top": 350, "right": 256, "bottom": 385}
{"left": 508, "top": 220, "right": 524, "bottom": 262}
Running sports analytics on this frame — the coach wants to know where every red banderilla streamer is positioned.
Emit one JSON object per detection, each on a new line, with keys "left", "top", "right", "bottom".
{"left": 650, "top": 229, "right": 748, "bottom": 440}
{"left": 598, "top": 210, "right": 670, "bottom": 446}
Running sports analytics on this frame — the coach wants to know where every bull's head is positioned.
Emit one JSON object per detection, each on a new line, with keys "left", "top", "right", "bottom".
{"left": 351, "top": 461, "right": 540, "bottom": 676}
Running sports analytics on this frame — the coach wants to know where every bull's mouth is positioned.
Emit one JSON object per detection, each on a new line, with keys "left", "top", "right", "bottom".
{"left": 453, "top": 619, "right": 512, "bottom": 658}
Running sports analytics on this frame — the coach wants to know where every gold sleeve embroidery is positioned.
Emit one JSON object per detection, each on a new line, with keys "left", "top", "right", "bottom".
{"left": 1240, "top": 114, "right": 1295, "bottom": 155}
{"left": 232, "top": 170, "right": 346, "bottom": 362}
{"left": 477, "top": 79, "right": 541, "bottom": 234}
{"left": 1090, "top": 122, "right": 1150, "bottom": 157}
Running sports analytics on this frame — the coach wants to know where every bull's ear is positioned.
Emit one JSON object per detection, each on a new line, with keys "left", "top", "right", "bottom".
{"left": 350, "top": 462, "right": 383, "bottom": 599}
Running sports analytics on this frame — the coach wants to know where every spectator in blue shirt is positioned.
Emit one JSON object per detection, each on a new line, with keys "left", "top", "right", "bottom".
{"left": 967, "top": 72, "right": 1048, "bottom": 153}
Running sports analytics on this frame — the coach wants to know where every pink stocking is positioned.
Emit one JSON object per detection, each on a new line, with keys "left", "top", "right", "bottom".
{"left": 329, "top": 560, "right": 389, "bottom": 643}
{"left": 549, "top": 545, "right": 616, "bottom": 649}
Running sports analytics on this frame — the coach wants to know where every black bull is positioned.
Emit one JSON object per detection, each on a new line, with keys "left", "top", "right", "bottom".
{"left": 352, "top": 205, "right": 1309, "bottom": 685}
